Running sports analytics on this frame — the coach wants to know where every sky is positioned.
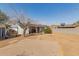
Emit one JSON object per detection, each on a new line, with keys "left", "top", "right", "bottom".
{"left": 0, "top": 3, "right": 79, "bottom": 25}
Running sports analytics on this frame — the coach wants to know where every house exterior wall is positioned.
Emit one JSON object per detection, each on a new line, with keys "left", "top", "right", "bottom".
{"left": 10, "top": 24, "right": 24, "bottom": 35}
{"left": 25, "top": 26, "right": 30, "bottom": 35}
{"left": 17, "top": 25, "right": 24, "bottom": 35}
{"left": 10, "top": 24, "right": 46, "bottom": 36}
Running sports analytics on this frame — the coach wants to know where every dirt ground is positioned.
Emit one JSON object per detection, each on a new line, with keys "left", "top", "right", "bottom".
{"left": 26, "top": 33, "right": 79, "bottom": 56}
{"left": 53, "top": 32, "right": 79, "bottom": 56}
{"left": 0, "top": 32, "right": 79, "bottom": 56}
{"left": 0, "top": 36, "right": 23, "bottom": 48}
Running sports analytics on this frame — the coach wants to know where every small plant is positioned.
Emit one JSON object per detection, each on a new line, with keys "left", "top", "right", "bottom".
{"left": 43, "top": 26, "right": 52, "bottom": 34}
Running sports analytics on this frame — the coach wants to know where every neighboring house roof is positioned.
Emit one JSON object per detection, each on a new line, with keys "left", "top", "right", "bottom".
{"left": 29, "top": 24, "right": 46, "bottom": 28}
{"left": 6, "top": 20, "right": 46, "bottom": 29}
{"left": 18, "top": 20, "right": 46, "bottom": 29}
{"left": 58, "top": 24, "right": 76, "bottom": 28}
{"left": 57, "top": 23, "right": 79, "bottom": 28}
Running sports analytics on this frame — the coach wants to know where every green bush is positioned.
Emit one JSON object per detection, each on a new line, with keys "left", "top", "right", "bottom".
{"left": 43, "top": 27, "right": 52, "bottom": 34}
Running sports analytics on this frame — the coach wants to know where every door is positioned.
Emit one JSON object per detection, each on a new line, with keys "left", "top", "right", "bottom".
{"left": 2, "top": 28, "right": 5, "bottom": 39}
{"left": 0, "top": 28, "right": 2, "bottom": 39}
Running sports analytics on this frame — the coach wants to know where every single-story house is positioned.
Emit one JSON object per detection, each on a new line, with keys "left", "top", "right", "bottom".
{"left": 6, "top": 20, "right": 24, "bottom": 35}
{"left": 6, "top": 20, "right": 46, "bottom": 36}
{"left": 17, "top": 20, "right": 46, "bottom": 36}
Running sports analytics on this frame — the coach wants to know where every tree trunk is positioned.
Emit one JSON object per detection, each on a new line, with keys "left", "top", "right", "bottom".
{"left": 23, "top": 28, "right": 27, "bottom": 37}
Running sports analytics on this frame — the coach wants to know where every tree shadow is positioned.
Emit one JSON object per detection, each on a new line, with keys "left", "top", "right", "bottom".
{"left": 0, "top": 34, "right": 21, "bottom": 41}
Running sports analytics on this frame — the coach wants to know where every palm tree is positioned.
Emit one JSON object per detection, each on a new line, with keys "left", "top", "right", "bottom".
{"left": 0, "top": 10, "right": 9, "bottom": 24}
{"left": 0, "top": 10, "right": 10, "bottom": 31}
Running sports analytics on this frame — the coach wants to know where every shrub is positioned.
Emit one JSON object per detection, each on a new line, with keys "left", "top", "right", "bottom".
{"left": 43, "top": 27, "right": 52, "bottom": 34}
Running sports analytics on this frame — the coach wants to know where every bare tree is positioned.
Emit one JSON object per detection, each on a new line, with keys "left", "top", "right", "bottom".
{"left": 9, "top": 5, "right": 32, "bottom": 36}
